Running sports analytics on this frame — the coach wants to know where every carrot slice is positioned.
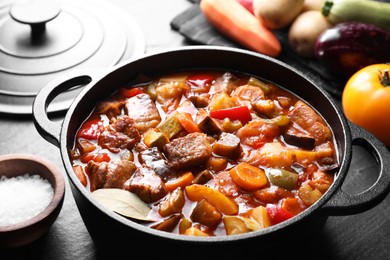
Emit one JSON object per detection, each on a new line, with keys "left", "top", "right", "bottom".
{"left": 73, "top": 165, "right": 87, "bottom": 187}
{"left": 177, "top": 112, "right": 201, "bottom": 133}
{"left": 166, "top": 171, "right": 195, "bottom": 192}
{"left": 229, "top": 162, "right": 268, "bottom": 190}
{"left": 200, "top": 0, "right": 281, "bottom": 57}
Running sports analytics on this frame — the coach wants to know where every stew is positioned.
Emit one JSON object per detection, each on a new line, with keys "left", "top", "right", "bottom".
{"left": 69, "top": 70, "right": 338, "bottom": 236}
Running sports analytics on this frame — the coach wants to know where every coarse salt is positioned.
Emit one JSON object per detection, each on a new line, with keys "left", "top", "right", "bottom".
{"left": 0, "top": 173, "right": 54, "bottom": 226}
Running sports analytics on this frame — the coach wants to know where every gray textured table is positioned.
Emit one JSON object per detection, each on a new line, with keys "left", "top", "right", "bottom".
{"left": 2, "top": 1, "right": 390, "bottom": 259}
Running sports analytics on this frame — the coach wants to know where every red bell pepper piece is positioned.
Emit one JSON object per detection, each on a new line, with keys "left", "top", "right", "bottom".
{"left": 80, "top": 152, "right": 110, "bottom": 164}
{"left": 266, "top": 203, "right": 294, "bottom": 225}
{"left": 119, "top": 87, "right": 143, "bottom": 98}
{"left": 209, "top": 105, "right": 252, "bottom": 124}
{"left": 187, "top": 73, "right": 215, "bottom": 87}
{"left": 77, "top": 119, "right": 104, "bottom": 140}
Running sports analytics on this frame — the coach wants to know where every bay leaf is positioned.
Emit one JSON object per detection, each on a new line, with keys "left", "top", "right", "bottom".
{"left": 91, "top": 188, "right": 153, "bottom": 222}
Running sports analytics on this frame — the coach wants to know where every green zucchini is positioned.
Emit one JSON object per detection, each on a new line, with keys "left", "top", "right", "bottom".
{"left": 322, "top": 0, "right": 390, "bottom": 31}
{"left": 267, "top": 169, "right": 298, "bottom": 191}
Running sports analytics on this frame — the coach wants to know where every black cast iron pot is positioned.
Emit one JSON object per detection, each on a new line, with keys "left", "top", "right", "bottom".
{"left": 32, "top": 46, "right": 390, "bottom": 258}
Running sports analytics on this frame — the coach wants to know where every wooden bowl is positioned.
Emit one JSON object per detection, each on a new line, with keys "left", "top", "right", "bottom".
{"left": 0, "top": 153, "right": 65, "bottom": 248}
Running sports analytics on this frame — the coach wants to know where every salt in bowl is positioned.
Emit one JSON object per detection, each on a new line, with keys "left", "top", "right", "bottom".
{"left": 0, "top": 153, "right": 65, "bottom": 248}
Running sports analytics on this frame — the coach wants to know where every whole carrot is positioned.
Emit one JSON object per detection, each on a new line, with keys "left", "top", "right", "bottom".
{"left": 200, "top": 0, "right": 281, "bottom": 57}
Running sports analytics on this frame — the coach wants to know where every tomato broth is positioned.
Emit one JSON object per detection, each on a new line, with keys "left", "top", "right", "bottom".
{"left": 69, "top": 70, "right": 338, "bottom": 236}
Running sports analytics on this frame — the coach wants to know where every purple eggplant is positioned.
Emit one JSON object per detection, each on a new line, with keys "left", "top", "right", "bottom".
{"left": 315, "top": 22, "right": 390, "bottom": 79}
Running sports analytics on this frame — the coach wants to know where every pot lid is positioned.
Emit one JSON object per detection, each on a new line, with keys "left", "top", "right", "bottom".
{"left": 0, "top": 0, "right": 145, "bottom": 115}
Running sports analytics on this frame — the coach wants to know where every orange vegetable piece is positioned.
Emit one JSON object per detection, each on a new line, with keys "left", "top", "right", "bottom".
{"left": 200, "top": 0, "right": 281, "bottom": 57}
{"left": 165, "top": 171, "right": 195, "bottom": 192}
{"left": 185, "top": 184, "right": 239, "bottom": 215}
{"left": 183, "top": 226, "right": 209, "bottom": 236}
{"left": 229, "top": 162, "right": 268, "bottom": 190}
{"left": 177, "top": 112, "right": 200, "bottom": 133}
{"left": 206, "top": 157, "right": 228, "bottom": 172}
{"left": 73, "top": 165, "right": 87, "bottom": 187}
{"left": 281, "top": 197, "right": 304, "bottom": 215}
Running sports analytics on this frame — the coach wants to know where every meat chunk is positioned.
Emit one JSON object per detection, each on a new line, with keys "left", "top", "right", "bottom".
{"left": 139, "top": 147, "right": 171, "bottom": 179}
{"left": 254, "top": 186, "right": 294, "bottom": 204}
{"left": 231, "top": 85, "right": 265, "bottom": 109}
{"left": 86, "top": 159, "right": 137, "bottom": 192}
{"left": 236, "top": 120, "right": 280, "bottom": 148}
{"left": 164, "top": 133, "right": 212, "bottom": 170}
{"left": 96, "top": 100, "right": 124, "bottom": 119}
{"left": 212, "top": 133, "right": 241, "bottom": 160}
{"left": 314, "top": 142, "right": 339, "bottom": 170}
{"left": 253, "top": 99, "right": 281, "bottom": 118}
{"left": 308, "top": 169, "right": 334, "bottom": 194}
{"left": 124, "top": 93, "right": 161, "bottom": 133}
{"left": 124, "top": 165, "right": 168, "bottom": 203}
{"left": 139, "top": 146, "right": 164, "bottom": 163}
{"left": 288, "top": 101, "right": 332, "bottom": 145}
{"left": 211, "top": 72, "right": 239, "bottom": 94}
{"left": 98, "top": 116, "right": 141, "bottom": 153}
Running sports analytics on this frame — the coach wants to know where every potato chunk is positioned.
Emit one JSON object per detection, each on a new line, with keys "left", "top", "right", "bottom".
{"left": 185, "top": 184, "right": 238, "bottom": 215}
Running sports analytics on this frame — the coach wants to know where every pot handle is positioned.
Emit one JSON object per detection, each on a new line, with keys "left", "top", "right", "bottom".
{"left": 321, "top": 122, "right": 390, "bottom": 215}
{"left": 32, "top": 70, "right": 102, "bottom": 148}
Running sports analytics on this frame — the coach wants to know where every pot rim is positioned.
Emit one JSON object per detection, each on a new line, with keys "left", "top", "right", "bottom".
{"left": 59, "top": 46, "right": 351, "bottom": 243}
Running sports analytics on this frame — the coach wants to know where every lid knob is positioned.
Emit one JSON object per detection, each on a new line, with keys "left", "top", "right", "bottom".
{"left": 9, "top": 0, "right": 61, "bottom": 39}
